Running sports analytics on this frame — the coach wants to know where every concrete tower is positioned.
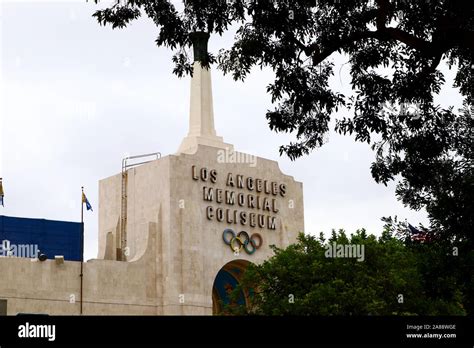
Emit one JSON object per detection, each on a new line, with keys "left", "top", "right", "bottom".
{"left": 177, "top": 32, "right": 233, "bottom": 154}
{"left": 97, "top": 32, "right": 304, "bottom": 314}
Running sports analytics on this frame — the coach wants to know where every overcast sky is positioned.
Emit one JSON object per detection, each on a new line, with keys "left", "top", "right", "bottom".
{"left": 0, "top": 1, "right": 463, "bottom": 260}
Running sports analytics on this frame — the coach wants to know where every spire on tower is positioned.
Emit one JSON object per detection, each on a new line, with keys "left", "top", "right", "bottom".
{"left": 177, "top": 32, "right": 233, "bottom": 154}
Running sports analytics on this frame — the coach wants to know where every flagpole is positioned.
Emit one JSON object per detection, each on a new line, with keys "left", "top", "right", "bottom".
{"left": 0, "top": 177, "right": 4, "bottom": 207}
{"left": 80, "top": 186, "right": 84, "bottom": 315}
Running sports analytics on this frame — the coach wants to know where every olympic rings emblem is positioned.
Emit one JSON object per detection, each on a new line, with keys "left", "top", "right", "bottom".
{"left": 222, "top": 228, "right": 263, "bottom": 255}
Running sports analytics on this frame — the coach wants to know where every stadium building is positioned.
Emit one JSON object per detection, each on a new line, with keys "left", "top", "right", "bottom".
{"left": 0, "top": 33, "right": 304, "bottom": 315}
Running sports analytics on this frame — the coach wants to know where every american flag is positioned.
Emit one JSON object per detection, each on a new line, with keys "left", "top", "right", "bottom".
{"left": 407, "top": 223, "right": 428, "bottom": 242}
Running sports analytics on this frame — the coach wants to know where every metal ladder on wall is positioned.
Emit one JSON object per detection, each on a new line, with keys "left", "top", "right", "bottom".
{"left": 119, "top": 152, "right": 161, "bottom": 261}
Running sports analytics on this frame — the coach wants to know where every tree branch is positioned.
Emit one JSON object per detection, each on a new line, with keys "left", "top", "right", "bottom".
{"left": 305, "top": 0, "right": 472, "bottom": 68}
{"left": 375, "top": 0, "right": 390, "bottom": 30}
{"left": 311, "top": 31, "right": 381, "bottom": 65}
{"left": 382, "top": 27, "right": 433, "bottom": 52}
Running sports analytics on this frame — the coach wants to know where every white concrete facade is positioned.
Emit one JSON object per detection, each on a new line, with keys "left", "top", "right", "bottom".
{"left": 98, "top": 144, "right": 304, "bottom": 314}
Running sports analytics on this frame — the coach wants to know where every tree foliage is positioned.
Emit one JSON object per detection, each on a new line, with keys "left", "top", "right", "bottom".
{"left": 222, "top": 230, "right": 468, "bottom": 315}
{"left": 90, "top": 0, "right": 246, "bottom": 74}
{"left": 90, "top": 0, "right": 474, "bottom": 243}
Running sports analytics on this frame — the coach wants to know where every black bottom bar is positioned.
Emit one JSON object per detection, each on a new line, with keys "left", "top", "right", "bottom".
{"left": 0, "top": 316, "right": 472, "bottom": 346}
